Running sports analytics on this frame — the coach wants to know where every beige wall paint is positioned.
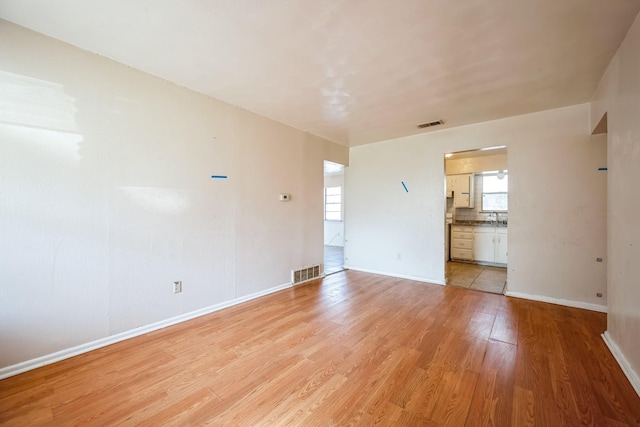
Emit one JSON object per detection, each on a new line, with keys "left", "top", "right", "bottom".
{"left": 590, "top": 55, "right": 618, "bottom": 135}
{"left": 593, "top": 13, "right": 640, "bottom": 393}
{"left": 0, "top": 21, "right": 347, "bottom": 371}
{"left": 323, "top": 141, "right": 349, "bottom": 167}
{"left": 345, "top": 104, "right": 607, "bottom": 307}
{"left": 446, "top": 153, "right": 508, "bottom": 175}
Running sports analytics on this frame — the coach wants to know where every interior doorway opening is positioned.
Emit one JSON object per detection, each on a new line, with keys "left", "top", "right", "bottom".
{"left": 324, "top": 161, "right": 345, "bottom": 275}
{"left": 444, "top": 147, "right": 508, "bottom": 294}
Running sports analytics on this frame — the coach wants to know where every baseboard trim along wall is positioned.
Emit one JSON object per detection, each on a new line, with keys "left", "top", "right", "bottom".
{"left": 504, "top": 291, "right": 608, "bottom": 313}
{"left": 343, "top": 265, "right": 446, "bottom": 286}
{"left": 602, "top": 331, "right": 640, "bottom": 398}
{"left": 0, "top": 281, "right": 293, "bottom": 381}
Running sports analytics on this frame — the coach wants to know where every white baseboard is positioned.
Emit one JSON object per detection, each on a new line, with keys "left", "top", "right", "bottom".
{"left": 343, "top": 265, "right": 445, "bottom": 286}
{"left": 0, "top": 281, "right": 293, "bottom": 381}
{"left": 602, "top": 331, "right": 640, "bottom": 398}
{"left": 504, "top": 291, "right": 607, "bottom": 313}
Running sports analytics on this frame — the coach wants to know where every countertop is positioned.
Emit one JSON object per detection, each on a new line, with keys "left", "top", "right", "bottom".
{"left": 452, "top": 220, "right": 508, "bottom": 228}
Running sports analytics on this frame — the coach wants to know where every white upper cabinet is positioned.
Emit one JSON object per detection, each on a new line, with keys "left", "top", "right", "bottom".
{"left": 446, "top": 175, "right": 455, "bottom": 198}
{"left": 450, "top": 174, "right": 474, "bottom": 208}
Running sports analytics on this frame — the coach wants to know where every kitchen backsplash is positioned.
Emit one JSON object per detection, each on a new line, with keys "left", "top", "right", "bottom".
{"left": 448, "top": 174, "right": 509, "bottom": 222}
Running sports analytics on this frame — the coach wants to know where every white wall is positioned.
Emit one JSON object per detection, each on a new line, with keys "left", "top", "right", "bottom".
{"left": 0, "top": 21, "right": 347, "bottom": 370}
{"left": 593, "top": 13, "right": 640, "bottom": 392}
{"left": 345, "top": 104, "right": 607, "bottom": 305}
{"left": 324, "top": 173, "right": 344, "bottom": 246}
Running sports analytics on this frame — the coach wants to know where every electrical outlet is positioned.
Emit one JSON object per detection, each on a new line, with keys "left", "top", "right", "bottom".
{"left": 397, "top": 252, "right": 402, "bottom": 260}
{"left": 173, "top": 281, "right": 182, "bottom": 294}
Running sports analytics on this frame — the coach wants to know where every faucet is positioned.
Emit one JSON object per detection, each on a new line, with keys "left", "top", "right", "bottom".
{"left": 491, "top": 211, "right": 499, "bottom": 224}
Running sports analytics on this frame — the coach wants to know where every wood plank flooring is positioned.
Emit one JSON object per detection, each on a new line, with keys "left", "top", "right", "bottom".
{"left": 1, "top": 270, "right": 639, "bottom": 426}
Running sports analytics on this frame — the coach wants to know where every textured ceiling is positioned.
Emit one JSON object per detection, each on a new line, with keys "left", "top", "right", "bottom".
{"left": 1, "top": 0, "right": 639, "bottom": 146}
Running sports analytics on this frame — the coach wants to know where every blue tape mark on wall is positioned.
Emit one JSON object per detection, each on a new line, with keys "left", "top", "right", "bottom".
{"left": 401, "top": 181, "right": 408, "bottom": 192}
{"left": 211, "top": 175, "right": 228, "bottom": 179}
{"left": 598, "top": 167, "right": 608, "bottom": 171}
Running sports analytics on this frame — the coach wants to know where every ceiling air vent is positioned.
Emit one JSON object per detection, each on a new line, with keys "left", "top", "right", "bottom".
{"left": 417, "top": 120, "right": 444, "bottom": 129}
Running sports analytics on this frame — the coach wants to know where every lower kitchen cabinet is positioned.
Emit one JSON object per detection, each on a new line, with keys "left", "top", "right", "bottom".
{"left": 451, "top": 225, "right": 508, "bottom": 265}
{"left": 450, "top": 225, "right": 474, "bottom": 260}
{"left": 473, "top": 228, "right": 496, "bottom": 263}
{"left": 495, "top": 228, "right": 508, "bottom": 264}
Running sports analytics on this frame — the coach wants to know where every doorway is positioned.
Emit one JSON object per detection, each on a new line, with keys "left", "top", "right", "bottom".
{"left": 444, "top": 147, "right": 508, "bottom": 294}
{"left": 324, "top": 161, "right": 345, "bottom": 275}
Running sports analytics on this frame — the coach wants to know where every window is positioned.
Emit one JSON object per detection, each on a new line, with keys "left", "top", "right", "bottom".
{"left": 325, "top": 186, "right": 342, "bottom": 221}
{"left": 482, "top": 172, "right": 508, "bottom": 211}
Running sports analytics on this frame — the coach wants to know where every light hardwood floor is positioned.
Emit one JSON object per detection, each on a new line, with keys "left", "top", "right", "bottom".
{"left": 1, "top": 270, "right": 639, "bottom": 426}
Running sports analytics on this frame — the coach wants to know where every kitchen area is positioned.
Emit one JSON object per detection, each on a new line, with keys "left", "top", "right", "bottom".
{"left": 445, "top": 147, "right": 508, "bottom": 294}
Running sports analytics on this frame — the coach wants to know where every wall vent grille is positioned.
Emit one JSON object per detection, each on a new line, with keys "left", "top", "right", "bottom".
{"left": 292, "top": 264, "right": 322, "bottom": 285}
{"left": 417, "top": 120, "right": 444, "bottom": 129}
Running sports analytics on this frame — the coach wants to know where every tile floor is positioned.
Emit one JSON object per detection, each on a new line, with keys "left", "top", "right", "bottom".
{"left": 446, "top": 261, "right": 507, "bottom": 294}
{"left": 324, "top": 245, "right": 344, "bottom": 275}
